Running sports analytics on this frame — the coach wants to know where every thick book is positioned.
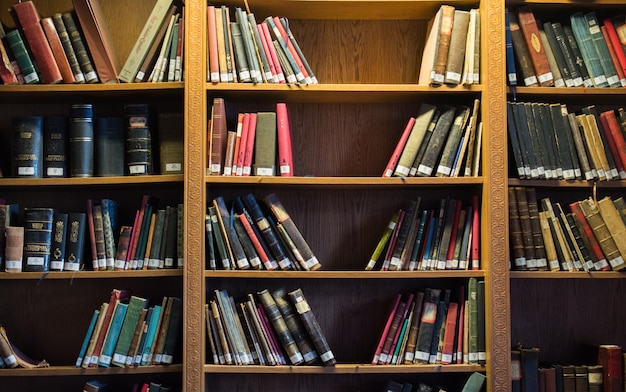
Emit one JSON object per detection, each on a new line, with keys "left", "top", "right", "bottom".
{"left": 125, "top": 104, "right": 154, "bottom": 175}
{"left": 157, "top": 113, "right": 184, "bottom": 174}
{"left": 208, "top": 97, "right": 227, "bottom": 175}
{"left": 69, "top": 104, "right": 94, "bottom": 177}
{"left": 0, "top": 204, "right": 19, "bottom": 271}
{"left": 597, "top": 197, "right": 626, "bottom": 267}
{"left": 517, "top": 6, "right": 554, "bottom": 86}
{"left": 508, "top": 12, "right": 538, "bottom": 86}
{"left": 64, "top": 212, "right": 86, "bottom": 272}
{"left": 94, "top": 117, "right": 124, "bottom": 177}
{"left": 431, "top": 5, "right": 455, "bottom": 85}
{"left": 40, "top": 17, "right": 75, "bottom": 83}
{"left": 257, "top": 289, "right": 303, "bottom": 365}
{"left": 579, "top": 198, "right": 625, "bottom": 271}
{"left": 52, "top": 13, "right": 85, "bottom": 83}
{"left": 43, "top": 116, "right": 68, "bottom": 178}
{"left": 12, "top": 1, "right": 63, "bottom": 84}
{"left": 4, "top": 226, "right": 24, "bottom": 273}
{"left": 551, "top": 22, "right": 585, "bottom": 87}
{"left": 597, "top": 345, "right": 622, "bottom": 392}
{"left": 584, "top": 12, "right": 620, "bottom": 87}
{"left": 444, "top": 10, "right": 470, "bottom": 86}
{"left": 50, "top": 212, "right": 68, "bottom": 271}
{"left": 570, "top": 13, "right": 609, "bottom": 88}
{"left": 72, "top": 0, "right": 121, "bottom": 83}
{"left": 416, "top": 106, "right": 457, "bottom": 177}
{"left": 12, "top": 116, "right": 43, "bottom": 178}
{"left": 414, "top": 288, "right": 441, "bottom": 363}
{"left": 61, "top": 12, "right": 98, "bottom": 83}
{"left": 5, "top": 29, "right": 39, "bottom": 84}
{"left": 135, "top": 5, "right": 177, "bottom": 83}
{"left": 98, "top": 301, "right": 129, "bottom": 367}
{"left": 393, "top": 104, "right": 437, "bottom": 177}
{"left": 23, "top": 207, "right": 54, "bottom": 272}
{"left": 436, "top": 105, "right": 470, "bottom": 177}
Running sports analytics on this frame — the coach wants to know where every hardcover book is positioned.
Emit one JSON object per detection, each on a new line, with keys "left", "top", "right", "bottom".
{"left": 5, "top": 29, "right": 39, "bottom": 84}
{"left": 4, "top": 226, "right": 24, "bottom": 273}
{"left": 43, "top": 116, "right": 68, "bottom": 178}
{"left": 61, "top": 12, "right": 98, "bottom": 83}
{"left": 95, "top": 117, "right": 125, "bottom": 177}
{"left": 52, "top": 13, "right": 85, "bottom": 83}
{"left": 157, "top": 113, "right": 184, "bottom": 174}
{"left": 50, "top": 212, "right": 68, "bottom": 271}
{"left": 517, "top": 6, "right": 554, "bottom": 86}
{"left": 23, "top": 207, "right": 54, "bottom": 272}
{"left": 40, "top": 16, "right": 75, "bottom": 84}
{"left": 69, "top": 104, "right": 94, "bottom": 177}
{"left": 11, "top": 116, "right": 43, "bottom": 178}
{"left": 0, "top": 204, "right": 19, "bottom": 271}
{"left": 64, "top": 212, "right": 87, "bottom": 272}
{"left": 125, "top": 104, "right": 154, "bottom": 175}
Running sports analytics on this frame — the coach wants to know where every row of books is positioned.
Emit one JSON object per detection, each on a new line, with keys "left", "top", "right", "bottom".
{"left": 508, "top": 187, "right": 626, "bottom": 272}
{"left": 366, "top": 196, "right": 480, "bottom": 271}
{"left": 83, "top": 380, "right": 175, "bottom": 392}
{"left": 207, "top": 5, "right": 316, "bottom": 85}
{"left": 372, "top": 280, "right": 485, "bottom": 367}
{"left": 8, "top": 104, "right": 183, "bottom": 179}
{"left": 419, "top": 6, "right": 481, "bottom": 87}
{"left": 0, "top": 196, "right": 183, "bottom": 273}
{"left": 512, "top": 344, "right": 623, "bottom": 392}
{"left": 382, "top": 372, "right": 485, "bottom": 392}
{"left": 208, "top": 98, "right": 294, "bottom": 177}
{"left": 206, "top": 288, "right": 335, "bottom": 366}
{"left": 507, "top": 102, "right": 626, "bottom": 181}
{"left": 506, "top": 7, "right": 626, "bottom": 88}
{"left": 382, "top": 101, "right": 482, "bottom": 179}
{"left": 0, "top": 325, "right": 48, "bottom": 368}
{"left": 76, "top": 289, "right": 182, "bottom": 369}
{"left": 206, "top": 193, "right": 319, "bottom": 271}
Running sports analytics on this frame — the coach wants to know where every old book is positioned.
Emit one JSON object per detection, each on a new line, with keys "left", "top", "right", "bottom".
{"left": 257, "top": 289, "right": 303, "bottom": 365}
{"left": 52, "top": 13, "right": 84, "bottom": 83}
{"left": 69, "top": 104, "right": 94, "bottom": 177}
{"left": 4, "top": 226, "right": 24, "bottom": 273}
{"left": 539, "top": 27, "right": 565, "bottom": 87}
{"left": 0, "top": 31, "right": 17, "bottom": 84}
{"left": 585, "top": 12, "right": 620, "bottom": 87}
{"left": 604, "top": 18, "right": 626, "bottom": 77}
{"left": 0, "top": 204, "right": 19, "bottom": 271}
{"left": 517, "top": 6, "right": 554, "bottom": 86}
{"left": 525, "top": 188, "right": 548, "bottom": 270}
{"left": 49, "top": 212, "right": 68, "bottom": 271}
{"left": 23, "top": 207, "right": 54, "bottom": 272}
{"left": 61, "top": 12, "right": 98, "bottom": 83}
{"left": 114, "top": 225, "right": 132, "bottom": 270}
{"left": 160, "top": 296, "right": 182, "bottom": 364}
{"left": 213, "top": 196, "right": 249, "bottom": 270}
{"left": 418, "top": 8, "right": 442, "bottom": 85}
{"left": 601, "top": 26, "right": 626, "bottom": 87}
{"left": 42, "top": 116, "right": 68, "bottom": 178}
{"left": 570, "top": 13, "right": 608, "bottom": 88}
{"left": 12, "top": 1, "right": 63, "bottom": 84}
{"left": 162, "top": 206, "right": 179, "bottom": 269}
{"left": 414, "top": 288, "right": 441, "bottom": 363}
{"left": 461, "top": 9, "right": 479, "bottom": 85}
{"left": 214, "top": 8, "right": 229, "bottom": 82}
{"left": 520, "top": 346, "right": 540, "bottom": 392}
{"left": 98, "top": 301, "right": 129, "bottom": 367}
{"left": 569, "top": 201, "right": 609, "bottom": 271}
{"left": 157, "top": 113, "right": 184, "bottom": 174}
{"left": 206, "top": 5, "right": 220, "bottom": 82}
{"left": 5, "top": 29, "right": 39, "bottom": 84}
{"left": 112, "top": 295, "right": 148, "bottom": 367}
{"left": 416, "top": 105, "right": 456, "bottom": 177}
{"left": 444, "top": 10, "right": 470, "bottom": 85}
{"left": 119, "top": 0, "right": 174, "bottom": 82}
{"left": 585, "top": 364, "right": 603, "bottom": 392}
{"left": 597, "top": 196, "right": 626, "bottom": 266}
{"left": 140, "top": 300, "right": 164, "bottom": 365}
{"left": 430, "top": 5, "right": 455, "bottom": 85}
{"left": 208, "top": 206, "right": 230, "bottom": 269}
{"left": 551, "top": 22, "right": 584, "bottom": 86}
{"left": 75, "top": 308, "right": 101, "bottom": 367}
{"left": 436, "top": 105, "right": 470, "bottom": 177}
{"left": 125, "top": 104, "right": 154, "bottom": 175}
{"left": 94, "top": 117, "right": 124, "bottom": 177}
{"left": 579, "top": 197, "right": 625, "bottom": 271}
{"left": 377, "top": 294, "right": 409, "bottom": 364}
{"left": 264, "top": 15, "right": 302, "bottom": 83}
{"left": 148, "top": 12, "right": 178, "bottom": 82}
{"left": 600, "top": 110, "right": 626, "bottom": 172}
{"left": 505, "top": 9, "right": 518, "bottom": 85}
{"left": 41, "top": 16, "right": 75, "bottom": 83}
{"left": 80, "top": 302, "right": 107, "bottom": 367}
{"left": 88, "top": 288, "right": 131, "bottom": 367}
{"left": 135, "top": 4, "right": 177, "bottom": 83}
{"left": 597, "top": 345, "right": 622, "bottom": 392}
{"left": 208, "top": 97, "right": 227, "bottom": 175}
{"left": 543, "top": 22, "right": 574, "bottom": 87}
{"left": 64, "top": 212, "right": 86, "bottom": 272}
{"left": 72, "top": 0, "right": 121, "bottom": 83}
{"left": 229, "top": 21, "right": 251, "bottom": 83}
{"left": 393, "top": 104, "right": 437, "bottom": 177}
{"left": 12, "top": 116, "right": 43, "bottom": 178}
{"left": 276, "top": 103, "right": 294, "bottom": 176}
{"left": 383, "top": 117, "right": 416, "bottom": 177}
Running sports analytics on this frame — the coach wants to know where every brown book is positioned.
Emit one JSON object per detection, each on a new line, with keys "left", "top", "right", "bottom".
{"left": 517, "top": 6, "right": 554, "bottom": 86}
{"left": 223, "top": 130, "right": 237, "bottom": 176}
{"left": 538, "top": 211, "right": 559, "bottom": 271}
{"left": 12, "top": 1, "right": 63, "bottom": 84}
{"left": 4, "top": 226, "right": 23, "bottom": 273}
{"left": 508, "top": 11, "right": 538, "bottom": 86}
{"left": 151, "top": 296, "right": 173, "bottom": 364}
{"left": 575, "top": 366, "right": 590, "bottom": 392}
{"left": 257, "top": 289, "right": 304, "bottom": 365}
{"left": 431, "top": 5, "right": 455, "bottom": 85}
{"left": 586, "top": 364, "right": 603, "bottom": 392}
{"left": 515, "top": 187, "right": 537, "bottom": 270}
{"left": 157, "top": 112, "right": 184, "bottom": 174}
{"left": 612, "top": 197, "right": 626, "bottom": 226}
{"left": 92, "top": 204, "right": 107, "bottom": 271}
{"left": 508, "top": 187, "right": 527, "bottom": 270}
{"left": 208, "top": 97, "right": 227, "bottom": 175}
{"left": 81, "top": 302, "right": 108, "bottom": 367}
{"left": 61, "top": 12, "right": 98, "bottom": 83}
{"left": 40, "top": 17, "right": 76, "bottom": 83}
{"left": 579, "top": 197, "right": 625, "bottom": 271}
{"left": 418, "top": 8, "right": 442, "bottom": 85}
{"left": 569, "top": 201, "right": 609, "bottom": 271}
{"left": 51, "top": 13, "right": 84, "bottom": 83}
{"left": 72, "top": 0, "right": 121, "bottom": 83}
{"left": 597, "top": 197, "right": 626, "bottom": 270}
{"left": 526, "top": 188, "right": 548, "bottom": 270}
{"left": 597, "top": 345, "right": 622, "bottom": 392}
{"left": 443, "top": 10, "right": 470, "bottom": 85}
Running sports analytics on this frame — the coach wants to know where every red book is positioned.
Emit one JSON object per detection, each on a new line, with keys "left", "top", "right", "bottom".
{"left": 516, "top": 6, "right": 554, "bottom": 86}
{"left": 261, "top": 23, "right": 285, "bottom": 83}
{"left": 598, "top": 345, "right": 624, "bottom": 392}
{"left": 371, "top": 294, "right": 401, "bottom": 365}
{"left": 88, "top": 288, "right": 131, "bottom": 367}
{"left": 471, "top": 195, "right": 480, "bottom": 269}
{"left": 238, "top": 213, "right": 275, "bottom": 271}
{"left": 273, "top": 16, "right": 310, "bottom": 81}
{"left": 440, "top": 301, "right": 459, "bottom": 364}
{"left": 12, "top": 1, "right": 63, "bottom": 84}
{"left": 86, "top": 199, "right": 99, "bottom": 271}
{"left": 569, "top": 201, "right": 609, "bottom": 271}
{"left": 378, "top": 295, "right": 407, "bottom": 364}
{"left": 604, "top": 18, "right": 626, "bottom": 77}
{"left": 385, "top": 293, "right": 414, "bottom": 364}
{"left": 123, "top": 210, "right": 141, "bottom": 270}
{"left": 206, "top": 5, "right": 219, "bottom": 83}
{"left": 598, "top": 111, "right": 626, "bottom": 177}
{"left": 230, "top": 113, "right": 244, "bottom": 176}
{"left": 236, "top": 113, "right": 251, "bottom": 176}
{"left": 242, "top": 113, "right": 257, "bottom": 176}
{"left": 382, "top": 117, "right": 416, "bottom": 177}
{"left": 276, "top": 103, "right": 294, "bottom": 177}
{"left": 127, "top": 195, "right": 154, "bottom": 269}
{"left": 257, "top": 23, "right": 277, "bottom": 82}
{"left": 600, "top": 110, "right": 626, "bottom": 171}
{"left": 601, "top": 26, "right": 626, "bottom": 85}
{"left": 40, "top": 17, "right": 75, "bottom": 83}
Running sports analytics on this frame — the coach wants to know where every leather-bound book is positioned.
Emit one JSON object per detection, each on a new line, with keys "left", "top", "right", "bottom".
{"left": 414, "top": 288, "right": 441, "bottom": 363}
{"left": 23, "top": 207, "right": 54, "bottom": 272}
{"left": 4, "top": 226, "right": 24, "bottom": 273}
{"left": 515, "top": 187, "right": 537, "bottom": 270}
{"left": 43, "top": 115, "right": 68, "bottom": 178}
{"left": 94, "top": 117, "right": 124, "bottom": 177}
{"left": 12, "top": 116, "right": 44, "bottom": 178}
{"left": 579, "top": 198, "right": 625, "bottom": 271}
{"left": 40, "top": 17, "right": 75, "bottom": 83}
{"left": 5, "top": 29, "right": 39, "bottom": 84}
{"left": 587, "top": 364, "right": 603, "bottom": 392}
{"left": 61, "top": 12, "right": 98, "bottom": 83}
{"left": 0, "top": 204, "right": 19, "bottom": 271}
{"left": 258, "top": 289, "right": 304, "bottom": 365}
{"left": 416, "top": 105, "right": 456, "bottom": 177}
{"left": 569, "top": 201, "right": 609, "bottom": 271}
{"left": 430, "top": 5, "right": 455, "bottom": 85}
{"left": 114, "top": 225, "right": 133, "bottom": 270}
{"left": 12, "top": 1, "right": 63, "bottom": 84}
{"left": 526, "top": 188, "right": 548, "bottom": 270}
{"left": 443, "top": 10, "right": 470, "bottom": 86}
{"left": 64, "top": 212, "right": 87, "bottom": 272}
{"left": 125, "top": 104, "right": 154, "bottom": 176}
{"left": 517, "top": 6, "right": 554, "bottom": 86}
{"left": 157, "top": 113, "right": 184, "bottom": 174}
{"left": 208, "top": 98, "right": 227, "bottom": 175}
{"left": 288, "top": 288, "right": 336, "bottom": 366}
{"left": 52, "top": 13, "right": 85, "bottom": 83}
{"left": 160, "top": 296, "right": 182, "bottom": 364}
{"left": 163, "top": 205, "right": 178, "bottom": 269}
{"left": 70, "top": 104, "right": 94, "bottom": 177}
{"left": 575, "top": 366, "right": 590, "bottom": 392}
{"left": 50, "top": 212, "right": 68, "bottom": 271}
{"left": 508, "top": 12, "right": 538, "bottom": 86}
{"left": 597, "top": 197, "right": 626, "bottom": 268}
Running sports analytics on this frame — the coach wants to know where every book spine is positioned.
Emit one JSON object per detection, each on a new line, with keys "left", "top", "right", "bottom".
{"left": 61, "top": 12, "right": 98, "bottom": 83}
{"left": 40, "top": 16, "right": 75, "bottom": 83}
{"left": 257, "top": 289, "right": 304, "bottom": 365}
{"left": 64, "top": 212, "right": 86, "bottom": 272}
{"left": 276, "top": 103, "right": 294, "bottom": 176}
{"left": 94, "top": 117, "right": 125, "bottom": 177}
{"left": 23, "top": 208, "right": 54, "bottom": 272}
{"left": 43, "top": 116, "right": 68, "bottom": 178}
{"left": 509, "top": 12, "right": 538, "bottom": 86}
{"left": 5, "top": 29, "right": 39, "bottom": 84}
{"left": 52, "top": 13, "right": 84, "bottom": 83}
{"left": 50, "top": 212, "right": 68, "bottom": 271}
{"left": 517, "top": 6, "right": 554, "bottom": 86}
{"left": 125, "top": 104, "right": 153, "bottom": 175}
{"left": 69, "top": 104, "right": 94, "bottom": 177}
{"left": 12, "top": 116, "right": 44, "bottom": 178}
{"left": 4, "top": 226, "right": 24, "bottom": 273}
{"left": 431, "top": 5, "right": 455, "bottom": 85}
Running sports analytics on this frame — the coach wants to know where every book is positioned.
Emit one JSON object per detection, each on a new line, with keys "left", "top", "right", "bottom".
{"left": 43, "top": 116, "right": 68, "bottom": 178}
{"left": 64, "top": 212, "right": 86, "bottom": 272}
{"left": 87, "top": 288, "right": 131, "bottom": 367}
{"left": 508, "top": 12, "right": 538, "bottom": 86}
{"left": 75, "top": 308, "right": 101, "bottom": 367}
{"left": 157, "top": 113, "right": 184, "bottom": 174}
{"left": 61, "top": 11, "right": 98, "bottom": 83}
{"left": 276, "top": 103, "right": 294, "bottom": 176}
{"left": 393, "top": 104, "right": 437, "bottom": 177}
{"left": 72, "top": 0, "right": 121, "bottom": 83}
{"left": 517, "top": 6, "right": 554, "bottom": 86}
{"left": 444, "top": 10, "right": 470, "bottom": 86}
{"left": 257, "top": 289, "right": 303, "bottom": 365}
{"left": 461, "top": 372, "right": 486, "bottom": 392}
{"left": 0, "top": 204, "right": 19, "bottom": 271}
{"left": 135, "top": 5, "right": 178, "bottom": 83}
{"left": 140, "top": 301, "right": 164, "bottom": 366}
{"left": 12, "top": 1, "right": 63, "bottom": 84}
{"left": 416, "top": 106, "right": 457, "bottom": 177}
{"left": 0, "top": 31, "right": 18, "bottom": 84}
{"left": 69, "top": 104, "right": 94, "bottom": 177}
{"left": 52, "top": 13, "right": 85, "bottom": 83}
{"left": 98, "top": 301, "right": 129, "bottom": 367}
{"left": 94, "top": 117, "right": 125, "bottom": 177}
{"left": 414, "top": 288, "right": 440, "bottom": 363}
{"left": 431, "top": 5, "right": 455, "bottom": 85}
{"left": 208, "top": 97, "right": 227, "bottom": 175}
{"left": 570, "top": 13, "right": 608, "bottom": 88}
{"left": 436, "top": 105, "right": 470, "bottom": 177}
{"left": 125, "top": 104, "right": 154, "bottom": 175}
{"left": 4, "top": 226, "right": 24, "bottom": 273}
{"left": 50, "top": 212, "right": 68, "bottom": 271}
{"left": 11, "top": 116, "right": 43, "bottom": 178}
{"left": 584, "top": 12, "right": 621, "bottom": 87}
{"left": 41, "top": 16, "right": 76, "bottom": 84}
{"left": 23, "top": 207, "right": 54, "bottom": 272}
{"left": 580, "top": 197, "right": 626, "bottom": 270}
{"left": 5, "top": 29, "right": 39, "bottom": 84}
{"left": 112, "top": 295, "right": 148, "bottom": 367}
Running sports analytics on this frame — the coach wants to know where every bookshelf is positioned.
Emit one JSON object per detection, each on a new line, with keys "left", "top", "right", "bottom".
{"left": 506, "top": 0, "right": 626, "bottom": 384}
{"left": 0, "top": 1, "right": 515, "bottom": 392}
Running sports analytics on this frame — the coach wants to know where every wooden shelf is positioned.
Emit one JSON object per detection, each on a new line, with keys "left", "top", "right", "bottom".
{"left": 0, "top": 364, "right": 182, "bottom": 377}
{"left": 205, "top": 270, "right": 485, "bottom": 279}
{"left": 0, "top": 175, "right": 184, "bottom": 187}
{"left": 0, "top": 269, "right": 183, "bottom": 280}
{"left": 204, "top": 364, "right": 484, "bottom": 374}
{"left": 510, "top": 271, "right": 626, "bottom": 279}
{"left": 205, "top": 176, "right": 484, "bottom": 187}
{"left": 508, "top": 178, "right": 626, "bottom": 188}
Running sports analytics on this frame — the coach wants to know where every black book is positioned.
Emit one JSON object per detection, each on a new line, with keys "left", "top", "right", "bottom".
{"left": 528, "top": 103, "right": 553, "bottom": 178}
{"left": 522, "top": 103, "right": 547, "bottom": 179}
{"left": 163, "top": 205, "right": 178, "bottom": 269}
{"left": 205, "top": 211, "right": 216, "bottom": 270}
{"left": 161, "top": 296, "right": 182, "bottom": 364}
{"left": 507, "top": 102, "right": 528, "bottom": 178}
{"left": 435, "top": 105, "right": 471, "bottom": 177}
{"left": 565, "top": 212, "right": 595, "bottom": 271}
{"left": 234, "top": 197, "right": 279, "bottom": 271}
{"left": 416, "top": 105, "right": 456, "bottom": 177}
{"left": 214, "top": 196, "right": 250, "bottom": 270}
{"left": 50, "top": 212, "right": 68, "bottom": 271}
{"left": 563, "top": 24, "right": 593, "bottom": 87}
{"left": 23, "top": 207, "right": 54, "bottom": 272}
{"left": 125, "top": 104, "right": 154, "bottom": 176}
{"left": 232, "top": 217, "right": 261, "bottom": 270}
{"left": 428, "top": 289, "right": 449, "bottom": 363}
{"left": 410, "top": 110, "right": 441, "bottom": 176}
{"left": 64, "top": 212, "right": 87, "bottom": 272}
{"left": 94, "top": 117, "right": 124, "bottom": 177}
{"left": 69, "top": 104, "right": 94, "bottom": 178}
{"left": 381, "top": 380, "right": 404, "bottom": 392}
{"left": 543, "top": 22, "right": 574, "bottom": 87}
{"left": 511, "top": 103, "right": 539, "bottom": 179}
{"left": 43, "top": 116, "right": 68, "bottom": 178}
{"left": 551, "top": 22, "right": 584, "bottom": 87}
{"left": 11, "top": 116, "right": 44, "bottom": 178}
{"left": 520, "top": 347, "right": 540, "bottom": 392}
{"left": 476, "top": 280, "right": 486, "bottom": 365}
{"left": 537, "top": 103, "right": 564, "bottom": 179}
{"left": 414, "top": 287, "right": 441, "bottom": 363}
{"left": 548, "top": 104, "right": 576, "bottom": 180}
{"left": 389, "top": 199, "right": 419, "bottom": 270}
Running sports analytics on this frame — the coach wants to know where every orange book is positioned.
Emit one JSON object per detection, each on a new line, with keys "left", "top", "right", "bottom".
{"left": 242, "top": 113, "right": 257, "bottom": 176}
{"left": 12, "top": 1, "right": 63, "bottom": 84}
{"left": 516, "top": 6, "right": 554, "bottom": 86}
{"left": 40, "top": 17, "right": 75, "bottom": 83}
{"left": 276, "top": 103, "right": 294, "bottom": 177}
{"left": 440, "top": 302, "right": 458, "bottom": 364}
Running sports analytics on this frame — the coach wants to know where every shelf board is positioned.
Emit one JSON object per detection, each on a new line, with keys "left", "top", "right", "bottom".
{"left": 205, "top": 270, "right": 485, "bottom": 279}
{"left": 507, "top": 86, "right": 626, "bottom": 96}
{"left": 0, "top": 269, "right": 183, "bottom": 280}
{"left": 204, "top": 363, "right": 484, "bottom": 374}
{"left": 0, "top": 364, "right": 182, "bottom": 376}
{"left": 205, "top": 176, "right": 484, "bottom": 188}
{"left": 510, "top": 271, "right": 626, "bottom": 279}
{"left": 508, "top": 178, "right": 626, "bottom": 188}
{"left": 206, "top": 83, "right": 482, "bottom": 103}
{"left": 0, "top": 174, "right": 184, "bottom": 187}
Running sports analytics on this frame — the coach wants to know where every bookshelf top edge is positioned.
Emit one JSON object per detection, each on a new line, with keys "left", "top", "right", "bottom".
{"left": 0, "top": 175, "right": 184, "bottom": 187}
{"left": 204, "top": 176, "right": 485, "bottom": 187}
{"left": 204, "top": 270, "right": 486, "bottom": 279}
{"left": 203, "top": 363, "right": 485, "bottom": 374}
{"left": 510, "top": 271, "right": 626, "bottom": 279}
{"left": 508, "top": 178, "right": 626, "bottom": 188}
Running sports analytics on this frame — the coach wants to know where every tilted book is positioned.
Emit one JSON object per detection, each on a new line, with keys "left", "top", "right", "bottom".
{"left": 517, "top": 6, "right": 554, "bottom": 86}
{"left": 61, "top": 12, "right": 98, "bottom": 83}
{"left": 257, "top": 289, "right": 303, "bottom": 365}
{"left": 52, "top": 13, "right": 85, "bottom": 83}
{"left": 41, "top": 16, "right": 76, "bottom": 83}
{"left": 579, "top": 197, "right": 625, "bottom": 271}
{"left": 393, "top": 104, "right": 436, "bottom": 177}
{"left": 112, "top": 295, "right": 148, "bottom": 367}
{"left": 508, "top": 12, "right": 537, "bottom": 86}
{"left": 5, "top": 29, "right": 39, "bottom": 84}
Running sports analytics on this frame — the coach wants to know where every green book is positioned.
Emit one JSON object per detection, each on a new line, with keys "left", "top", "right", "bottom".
{"left": 98, "top": 301, "right": 128, "bottom": 367}
{"left": 5, "top": 29, "right": 39, "bottom": 84}
{"left": 254, "top": 112, "right": 277, "bottom": 176}
{"left": 112, "top": 296, "right": 148, "bottom": 367}
{"left": 461, "top": 372, "right": 486, "bottom": 392}
{"left": 467, "top": 277, "right": 478, "bottom": 364}
{"left": 570, "top": 12, "right": 608, "bottom": 88}
{"left": 584, "top": 12, "right": 620, "bottom": 87}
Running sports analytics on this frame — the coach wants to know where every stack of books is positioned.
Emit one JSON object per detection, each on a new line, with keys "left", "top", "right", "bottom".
{"left": 75, "top": 289, "right": 182, "bottom": 368}
{"left": 382, "top": 100, "right": 482, "bottom": 178}
{"left": 508, "top": 102, "right": 626, "bottom": 181}
{"left": 509, "top": 187, "right": 626, "bottom": 272}
{"left": 506, "top": 7, "right": 626, "bottom": 88}
{"left": 206, "top": 193, "right": 320, "bottom": 272}
{"left": 206, "top": 288, "right": 335, "bottom": 366}
{"left": 366, "top": 196, "right": 480, "bottom": 271}
{"left": 371, "top": 279, "right": 485, "bottom": 367}
{"left": 206, "top": 5, "right": 316, "bottom": 85}
{"left": 418, "top": 5, "right": 481, "bottom": 87}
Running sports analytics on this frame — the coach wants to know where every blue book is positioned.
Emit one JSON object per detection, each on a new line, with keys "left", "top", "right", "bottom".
{"left": 584, "top": 12, "right": 621, "bottom": 87}
{"left": 98, "top": 302, "right": 128, "bottom": 367}
{"left": 570, "top": 12, "right": 609, "bottom": 87}
{"left": 505, "top": 9, "right": 518, "bottom": 86}
{"left": 140, "top": 303, "right": 163, "bottom": 366}
{"left": 75, "top": 308, "right": 100, "bottom": 367}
